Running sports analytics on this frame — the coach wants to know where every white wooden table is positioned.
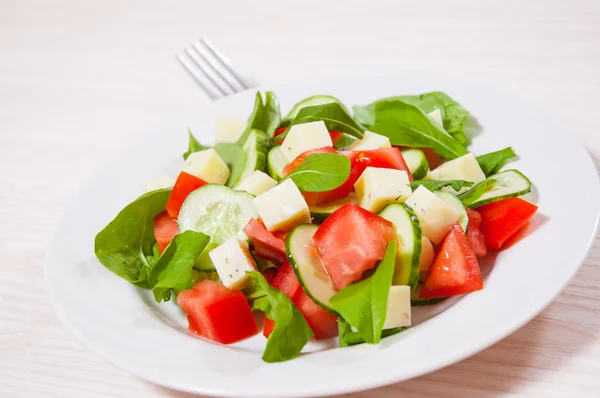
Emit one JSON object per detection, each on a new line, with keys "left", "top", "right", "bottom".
{"left": 1, "top": 0, "right": 599, "bottom": 396}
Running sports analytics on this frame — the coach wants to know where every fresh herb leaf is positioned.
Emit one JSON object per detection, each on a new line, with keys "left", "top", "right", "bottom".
{"left": 243, "top": 271, "right": 313, "bottom": 362}
{"left": 338, "top": 318, "right": 406, "bottom": 347}
{"left": 476, "top": 147, "right": 517, "bottom": 176}
{"left": 279, "top": 95, "right": 344, "bottom": 128}
{"left": 237, "top": 91, "right": 282, "bottom": 144}
{"left": 192, "top": 270, "right": 221, "bottom": 284}
{"left": 149, "top": 231, "right": 210, "bottom": 302}
{"left": 332, "top": 132, "right": 358, "bottom": 150}
{"left": 410, "top": 180, "right": 474, "bottom": 192}
{"left": 352, "top": 99, "right": 468, "bottom": 159}
{"left": 214, "top": 142, "right": 246, "bottom": 187}
{"left": 183, "top": 129, "right": 209, "bottom": 160}
{"left": 458, "top": 178, "right": 496, "bottom": 206}
{"left": 94, "top": 189, "right": 171, "bottom": 285}
{"left": 329, "top": 241, "right": 396, "bottom": 344}
{"left": 283, "top": 153, "right": 351, "bottom": 192}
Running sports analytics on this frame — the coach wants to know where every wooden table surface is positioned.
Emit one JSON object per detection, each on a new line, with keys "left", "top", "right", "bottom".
{"left": 1, "top": 0, "right": 599, "bottom": 397}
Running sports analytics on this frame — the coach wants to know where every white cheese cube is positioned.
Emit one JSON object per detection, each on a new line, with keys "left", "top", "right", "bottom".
{"left": 143, "top": 174, "right": 174, "bottom": 192}
{"left": 426, "top": 153, "right": 486, "bottom": 193}
{"left": 405, "top": 185, "right": 461, "bottom": 244}
{"left": 383, "top": 285, "right": 411, "bottom": 329}
{"left": 252, "top": 179, "right": 310, "bottom": 231}
{"left": 235, "top": 170, "right": 278, "bottom": 196}
{"left": 347, "top": 131, "right": 391, "bottom": 151}
{"left": 215, "top": 117, "right": 246, "bottom": 144}
{"left": 428, "top": 108, "right": 444, "bottom": 128}
{"left": 354, "top": 167, "right": 412, "bottom": 213}
{"left": 209, "top": 237, "right": 257, "bottom": 289}
{"left": 419, "top": 236, "right": 434, "bottom": 281}
{"left": 182, "top": 148, "right": 230, "bottom": 184}
{"left": 280, "top": 121, "right": 333, "bottom": 162}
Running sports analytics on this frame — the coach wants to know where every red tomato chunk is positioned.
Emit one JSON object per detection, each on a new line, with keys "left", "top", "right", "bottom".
{"left": 263, "top": 262, "right": 300, "bottom": 338}
{"left": 465, "top": 208, "right": 487, "bottom": 258}
{"left": 153, "top": 211, "right": 179, "bottom": 253}
{"left": 292, "top": 288, "right": 338, "bottom": 340}
{"left": 243, "top": 218, "right": 287, "bottom": 264}
{"left": 477, "top": 198, "right": 538, "bottom": 250}
{"left": 166, "top": 171, "right": 207, "bottom": 218}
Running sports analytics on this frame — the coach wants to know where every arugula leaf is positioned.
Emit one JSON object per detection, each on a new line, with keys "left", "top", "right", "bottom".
{"left": 280, "top": 102, "right": 365, "bottom": 142}
{"left": 183, "top": 129, "right": 209, "bottom": 160}
{"left": 149, "top": 231, "right": 210, "bottom": 302}
{"left": 338, "top": 318, "right": 406, "bottom": 347}
{"left": 192, "top": 270, "right": 221, "bottom": 284}
{"left": 332, "top": 132, "right": 358, "bottom": 150}
{"left": 476, "top": 147, "right": 517, "bottom": 176}
{"left": 329, "top": 241, "right": 396, "bottom": 344}
{"left": 458, "top": 178, "right": 496, "bottom": 206}
{"left": 352, "top": 99, "right": 468, "bottom": 160}
{"left": 237, "top": 91, "right": 282, "bottom": 144}
{"left": 283, "top": 153, "right": 351, "bottom": 192}
{"left": 244, "top": 271, "right": 313, "bottom": 362}
{"left": 410, "top": 179, "right": 474, "bottom": 192}
{"left": 214, "top": 142, "right": 246, "bottom": 187}
{"left": 94, "top": 189, "right": 171, "bottom": 286}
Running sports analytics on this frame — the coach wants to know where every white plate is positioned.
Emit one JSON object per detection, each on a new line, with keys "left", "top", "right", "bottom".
{"left": 46, "top": 74, "right": 600, "bottom": 398}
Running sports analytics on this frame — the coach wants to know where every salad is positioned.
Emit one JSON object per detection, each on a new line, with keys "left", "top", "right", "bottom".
{"left": 94, "top": 91, "right": 538, "bottom": 363}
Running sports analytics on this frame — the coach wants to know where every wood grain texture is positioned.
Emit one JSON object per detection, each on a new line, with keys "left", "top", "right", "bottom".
{"left": 1, "top": 0, "right": 599, "bottom": 396}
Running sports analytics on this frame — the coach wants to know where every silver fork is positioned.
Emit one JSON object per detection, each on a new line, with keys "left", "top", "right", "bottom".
{"left": 177, "top": 38, "right": 256, "bottom": 100}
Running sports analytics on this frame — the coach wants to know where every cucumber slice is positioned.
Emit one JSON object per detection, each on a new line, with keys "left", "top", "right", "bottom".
{"left": 400, "top": 149, "right": 430, "bottom": 180}
{"left": 379, "top": 203, "right": 422, "bottom": 291}
{"left": 410, "top": 284, "right": 447, "bottom": 306}
{"left": 459, "top": 169, "right": 532, "bottom": 208}
{"left": 267, "top": 145, "right": 289, "bottom": 181}
{"left": 433, "top": 191, "right": 469, "bottom": 232}
{"left": 233, "top": 129, "right": 270, "bottom": 187}
{"left": 178, "top": 184, "right": 259, "bottom": 245}
{"left": 332, "top": 133, "right": 358, "bottom": 150}
{"left": 286, "top": 224, "right": 337, "bottom": 314}
{"left": 309, "top": 193, "right": 357, "bottom": 222}
{"left": 280, "top": 95, "right": 343, "bottom": 127}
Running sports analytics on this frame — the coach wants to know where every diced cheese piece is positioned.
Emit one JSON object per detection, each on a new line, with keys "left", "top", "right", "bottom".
{"left": 354, "top": 167, "right": 411, "bottom": 213}
{"left": 405, "top": 186, "right": 461, "bottom": 244}
{"left": 215, "top": 117, "right": 246, "bottom": 144}
{"left": 182, "top": 148, "right": 230, "bottom": 184}
{"left": 143, "top": 174, "right": 174, "bottom": 192}
{"left": 428, "top": 108, "right": 444, "bottom": 128}
{"left": 419, "top": 236, "right": 434, "bottom": 281}
{"left": 209, "top": 237, "right": 257, "bottom": 289}
{"left": 383, "top": 285, "right": 411, "bottom": 329}
{"left": 252, "top": 179, "right": 310, "bottom": 231}
{"left": 280, "top": 121, "right": 333, "bottom": 162}
{"left": 426, "top": 153, "right": 486, "bottom": 193}
{"left": 347, "top": 131, "right": 391, "bottom": 151}
{"left": 235, "top": 170, "right": 277, "bottom": 196}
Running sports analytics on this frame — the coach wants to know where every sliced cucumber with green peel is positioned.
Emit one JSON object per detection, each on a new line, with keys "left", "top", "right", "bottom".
{"left": 178, "top": 184, "right": 259, "bottom": 245}
{"left": 280, "top": 95, "right": 343, "bottom": 127}
{"left": 267, "top": 145, "right": 289, "bottom": 181}
{"left": 459, "top": 169, "right": 532, "bottom": 208}
{"left": 332, "top": 133, "right": 358, "bottom": 150}
{"left": 401, "top": 148, "right": 430, "bottom": 180}
{"left": 286, "top": 224, "right": 338, "bottom": 314}
{"left": 379, "top": 203, "right": 422, "bottom": 291}
{"left": 434, "top": 190, "right": 469, "bottom": 232}
{"left": 309, "top": 193, "right": 357, "bottom": 222}
{"left": 410, "top": 284, "right": 447, "bottom": 306}
{"left": 234, "top": 129, "right": 270, "bottom": 187}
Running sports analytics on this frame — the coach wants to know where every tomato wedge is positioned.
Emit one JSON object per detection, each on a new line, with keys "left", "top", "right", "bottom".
{"left": 477, "top": 198, "right": 538, "bottom": 250}
{"left": 328, "top": 131, "right": 344, "bottom": 145}
{"left": 313, "top": 203, "right": 396, "bottom": 290}
{"left": 465, "top": 208, "right": 487, "bottom": 258}
{"left": 263, "top": 262, "right": 300, "bottom": 338}
{"left": 340, "top": 147, "right": 413, "bottom": 181}
{"left": 243, "top": 218, "right": 287, "bottom": 264}
{"left": 292, "top": 288, "right": 338, "bottom": 340}
{"left": 177, "top": 280, "right": 257, "bottom": 344}
{"left": 420, "top": 224, "right": 483, "bottom": 298}
{"left": 166, "top": 171, "right": 207, "bottom": 218}
{"left": 153, "top": 211, "right": 179, "bottom": 253}
{"left": 283, "top": 147, "right": 336, "bottom": 176}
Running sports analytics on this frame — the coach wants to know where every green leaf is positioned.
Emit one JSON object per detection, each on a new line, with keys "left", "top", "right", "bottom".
{"left": 214, "top": 142, "right": 246, "bottom": 187}
{"left": 332, "top": 132, "right": 358, "bottom": 150}
{"left": 476, "top": 147, "right": 517, "bottom": 176}
{"left": 338, "top": 318, "right": 406, "bottom": 347}
{"left": 94, "top": 189, "right": 171, "bottom": 285}
{"left": 280, "top": 102, "right": 365, "bottom": 141}
{"left": 458, "top": 178, "right": 496, "bottom": 206}
{"left": 352, "top": 99, "right": 468, "bottom": 160}
{"left": 410, "top": 179, "right": 474, "bottom": 192}
{"left": 149, "top": 231, "right": 211, "bottom": 302}
{"left": 283, "top": 153, "right": 351, "bottom": 192}
{"left": 183, "top": 129, "right": 209, "bottom": 160}
{"left": 243, "top": 271, "right": 313, "bottom": 362}
{"left": 329, "top": 241, "right": 397, "bottom": 344}
{"left": 237, "top": 91, "right": 282, "bottom": 144}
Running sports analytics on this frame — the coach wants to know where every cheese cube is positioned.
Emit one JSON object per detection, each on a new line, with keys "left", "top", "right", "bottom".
{"left": 419, "top": 236, "right": 434, "bottom": 281}
{"left": 182, "top": 148, "right": 230, "bottom": 184}
{"left": 143, "top": 174, "right": 174, "bottom": 192}
{"left": 354, "top": 167, "right": 412, "bottom": 213}
{"left": 405, "top": 186, "right": 461, "bottom": 244}
{"left": 347, "top": 131, "right": 391, "bottom": 151}
{"left": 426, "top": 153, "right": 486, "bottom": 193}
{"left": 209, "top": 237, "right": 257, "bottom": 289}
{"left": 252, "top": 179, "right": 310, "bottom": 231}
{"left": 383, "top": 285, "right": 411, "bottom": 329}
{"left": 428, "top": 108, "right": 444, "bottom": 128}
{"left": 215, "top": 117, "right": 246, "bottom": 144}
{"left": 280, "top": 121, "right": 333, "bottom": 162}
{"left": 235, "top": 170, "right": 278, "bottom": 196}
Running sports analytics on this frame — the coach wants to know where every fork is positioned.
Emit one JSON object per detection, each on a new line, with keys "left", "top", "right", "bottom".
{"left": 177, "top": 38, "right": 255, "bottom": 100}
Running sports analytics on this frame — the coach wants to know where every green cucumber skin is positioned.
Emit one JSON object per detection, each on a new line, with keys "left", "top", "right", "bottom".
{"left": 464, "top": 169, "right": 532, "bottom": 208}
{"left": 401, "top": 148, "right": 430, "bottom": 180}
{"left": 280, "top": 95, "right": 342, "bottom": 127}
{"left": 267, "top": 146, "right": 288, "bottom": 181}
